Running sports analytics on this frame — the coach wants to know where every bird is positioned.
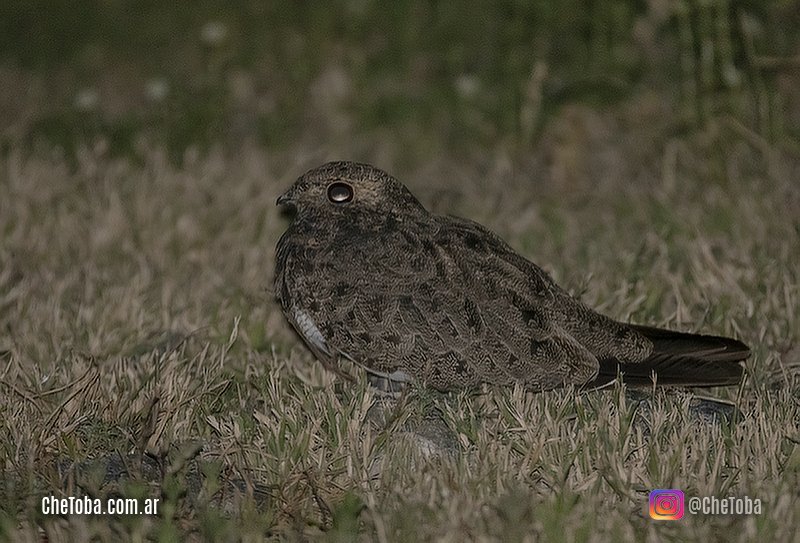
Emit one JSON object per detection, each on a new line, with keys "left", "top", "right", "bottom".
{"left": 274, "top": 161, "right": 750, "bottom": 393}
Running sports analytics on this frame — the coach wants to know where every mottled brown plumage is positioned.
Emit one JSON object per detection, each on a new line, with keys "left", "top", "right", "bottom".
{"left": 274, "top": 161, "right": 749, "bottom": 392}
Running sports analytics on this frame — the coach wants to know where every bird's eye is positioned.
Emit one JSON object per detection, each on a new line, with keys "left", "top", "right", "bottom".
{"left": 327, "top": 182, "right": 354, "bottom": 203}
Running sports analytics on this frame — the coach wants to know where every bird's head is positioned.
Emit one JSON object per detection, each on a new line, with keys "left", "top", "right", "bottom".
{"left": 277, "top": 161, "right": 426, "bottom": 219}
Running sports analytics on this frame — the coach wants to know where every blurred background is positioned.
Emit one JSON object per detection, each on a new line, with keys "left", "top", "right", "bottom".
{"left": 1, "top": 0, "right": 798, "bottom": 174}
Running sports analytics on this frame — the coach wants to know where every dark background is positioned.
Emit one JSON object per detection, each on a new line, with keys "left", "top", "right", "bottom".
{"left": 1, "top": 1, "right": 798, "bottom": 167}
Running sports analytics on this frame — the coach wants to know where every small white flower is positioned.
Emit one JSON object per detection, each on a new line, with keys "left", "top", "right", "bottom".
{"left": 74, "top": 88, "right": 99, "bottom": 110}
{"left": 455, "top": 74, "right": 480, "bottom": 99}
{"left": 201, "top": 21, "right": 228, "bottom": 46}
{"left": 145, "top": 78, "right": 169, "bottom": 101}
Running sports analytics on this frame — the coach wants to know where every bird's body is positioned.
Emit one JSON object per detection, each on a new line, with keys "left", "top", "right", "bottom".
{"left": 275, "top": 162, "right": 749, "bottom": 392}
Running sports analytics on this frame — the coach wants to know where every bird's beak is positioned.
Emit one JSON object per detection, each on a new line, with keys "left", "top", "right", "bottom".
{"left": 276, "top": 189, "right": 294, "bottom": 207}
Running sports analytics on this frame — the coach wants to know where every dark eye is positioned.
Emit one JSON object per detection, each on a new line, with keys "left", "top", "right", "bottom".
{"left": 327, "top": 182, "right": 354, "bottom": 203}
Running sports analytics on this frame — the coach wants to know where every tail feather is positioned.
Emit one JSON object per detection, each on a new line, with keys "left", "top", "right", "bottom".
{"left": 591, "top": 325, "right": 750, "bottom": 388}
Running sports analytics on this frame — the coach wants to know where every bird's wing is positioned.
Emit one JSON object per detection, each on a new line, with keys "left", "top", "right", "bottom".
{"left": 305, "top": 214, "right": 600, "bottom": 391}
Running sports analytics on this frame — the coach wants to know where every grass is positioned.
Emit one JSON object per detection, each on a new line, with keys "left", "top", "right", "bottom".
{"left": 1, "top": 1, "right": 800, "bottom": 541}
{"left": 1, "top": 120, "right": 798, "bottom": 541}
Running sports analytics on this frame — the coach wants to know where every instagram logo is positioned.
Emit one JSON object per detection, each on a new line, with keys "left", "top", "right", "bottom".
{"left": 649, "top": 490, "right": 685, "bottom": 520}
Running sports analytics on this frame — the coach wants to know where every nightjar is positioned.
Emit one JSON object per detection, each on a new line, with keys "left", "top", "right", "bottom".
{"left": 274, "top": 161, "right": 749, "bottom": 392}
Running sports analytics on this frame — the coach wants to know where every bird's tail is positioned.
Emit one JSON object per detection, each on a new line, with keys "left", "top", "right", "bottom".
{"left": 590, "top": 324, "right": 750, "bottom": 388}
